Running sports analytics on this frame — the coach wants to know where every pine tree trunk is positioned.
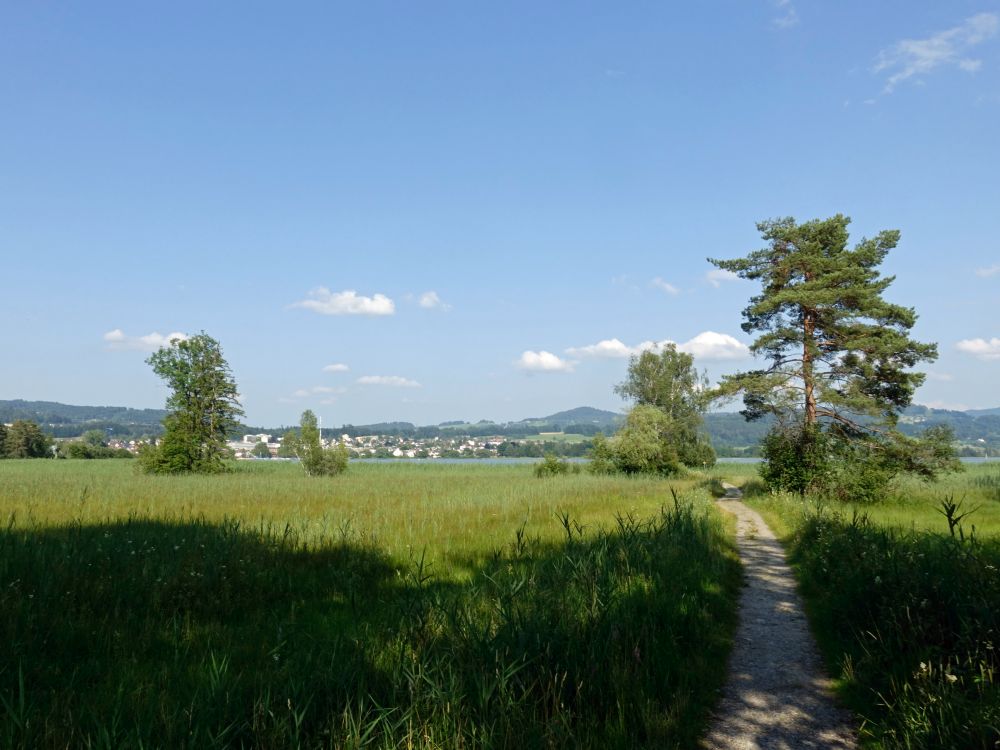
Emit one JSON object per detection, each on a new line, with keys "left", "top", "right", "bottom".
{"left": 803, "top": 308, "right": 817, "bottom": 426}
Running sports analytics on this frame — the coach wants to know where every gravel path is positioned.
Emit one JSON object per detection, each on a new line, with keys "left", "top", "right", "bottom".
{"left": 702, "top": 486, "right": 857, "bottom": 750}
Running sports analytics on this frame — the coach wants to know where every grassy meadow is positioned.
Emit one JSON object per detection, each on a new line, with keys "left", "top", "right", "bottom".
{"left": 0, "top": 459, "right": 740, "bottom": 749}
{"left": 723, "top": 460, "right": 1000, "bottom": 749}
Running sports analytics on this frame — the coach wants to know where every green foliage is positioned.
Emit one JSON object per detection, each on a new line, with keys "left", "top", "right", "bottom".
{"left": 710, "top": 215, "right": 937, "bottom": 429}
{"left": 80, "top": 429, "right": 107, "bottom": 447}
{"left": 3, "top": 420, "right": 52, "bottom": 458}
{"left": 297, "top": 410, "right": 348, "bottom": 476}
{"left": 139, "top": 333, "right": 244, "bottom": 474}
{"left": 593, "top": 406, "right": 682, "bottom": 476}
{"left": 615, "top": 346, "right": 715, "bottom": 469}
{"left": 250, "top": 441, "right": 272, "bottom": 458}
{"left": 0, "top": 422, "right": 7, "bottom": 457}
{"left": 711, "top": 215, "right": 954, "bottom": 489}
{"left": 534, "top": 453, "right": 572, "bottom": 477}
{"left": 60, "top": 441, "right": 133, "bottom": 459}
{"left": 785, "top": 505, "right": 1000, "bottom": 748}
{"left": 276, "top": 429, "right": 298, "bottom": 458}
{"left": 587, "top": 433, "right": 616, "bottom": 475}
{"left": 759, "top": 423, "right": 831, "bottom": 495}
{"left": 760, "top": 423, "right": 962, "bottom": 503}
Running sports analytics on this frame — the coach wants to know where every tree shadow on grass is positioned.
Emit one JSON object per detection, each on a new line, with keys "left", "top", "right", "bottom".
{"left": 0, "top": 505, "right": 741, "bottom": 749}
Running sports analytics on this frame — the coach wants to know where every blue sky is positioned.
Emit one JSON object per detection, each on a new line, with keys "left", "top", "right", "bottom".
{"left": 2, "top": 1, "right": 999, "bottom": 426}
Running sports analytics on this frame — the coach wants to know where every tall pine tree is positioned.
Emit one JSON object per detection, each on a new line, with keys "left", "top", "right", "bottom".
{"left": 709, "top": 215, "right": 956, "bottom": 492}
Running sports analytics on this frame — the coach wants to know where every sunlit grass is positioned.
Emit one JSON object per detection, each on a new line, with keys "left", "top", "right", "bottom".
{"left": 0, "top": 460, "right": 708, "bottom": 576}
{"left": 0, "top": 459, "right": 739, "bottom": 748}
{"left": 710, "top": 459, "right": 1000, "bottom": 749}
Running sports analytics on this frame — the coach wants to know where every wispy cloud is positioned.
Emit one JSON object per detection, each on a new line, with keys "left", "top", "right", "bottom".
{"left": 418, "top": 291, "right": 451, "bottom": 311}
{"left": 975, "top": 263, "right": 1000, "bottom": 278}
{"left": 874, "top": 12, "right": 999, "bottom": 93}
{"left": 772, "top": 0, "right": 799, "bottom": 29}
{"left": 956, "top": 337, "right": 1000, "bottom": 361}
{"left": 924, "top": 371, "right": 955, "bottom": 382}
{"left": 566, "top": 331, "right": 750, "bottom": 361}
{"left": 291, "top": 385, "right": 347, "bottom": 398}
{"left": 292, "top": 288, "right": 395, "bottom": 316}
{"left": 516, "top": 351, "right": 575, "bottom": 373}
{"left": 566, "top": 338, "right": 637, "bottom": 359}
{"left": 924, "top": 399, "right": 970, "bottom": 412}
{"left": 323, "top": 363, "right": 350, "bottom": 373}
{"left": 650, "top": 277, "right": 680, "bottom": 295}
{"left": 706, "top": 269, "right": 740, "bottom": 288}
{"left": 357, "top": 375, "right": 421, "bottom": 387}
{"left": 681, "top": 331, "right": 752, "bottom": 360}
{"left": 103, "top": 329, "right": 187, "bottom": 352}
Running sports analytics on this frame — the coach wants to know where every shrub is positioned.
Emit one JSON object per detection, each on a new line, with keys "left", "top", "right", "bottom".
{"left": 534, "top": 454, "right": 570, "bottom": 477}
{"left": 759, "top": 423, "right": 830, "bottom": 495}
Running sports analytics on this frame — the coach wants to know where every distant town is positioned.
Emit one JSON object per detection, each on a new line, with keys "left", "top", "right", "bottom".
{"left": 227, "top": 432, "right": 574, "bottom": 460}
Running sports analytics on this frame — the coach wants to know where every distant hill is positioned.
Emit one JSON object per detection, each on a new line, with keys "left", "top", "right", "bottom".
{"left": 5, "top": 399, "right": 999, "bottom": 452}
{"left": 0, "top": 399, "right": 167, "bottom": 438}
{"left": 965, "top": 407, "right": 1000, "bottom": 417}
{"left": 519, "top": 406, "right": 623, "bottom": 429}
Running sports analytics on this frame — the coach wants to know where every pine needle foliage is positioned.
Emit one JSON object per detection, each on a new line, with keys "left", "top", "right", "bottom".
{"left": 709, "top": 215, "right": 957, "bottom": 493}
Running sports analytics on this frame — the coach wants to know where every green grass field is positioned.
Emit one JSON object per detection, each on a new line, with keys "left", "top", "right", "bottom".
{"left": 715, "top": 460, "right": 1000, "bottom": 749}
{"left": 0, "top": 460, "right": 740, "bottom": 749}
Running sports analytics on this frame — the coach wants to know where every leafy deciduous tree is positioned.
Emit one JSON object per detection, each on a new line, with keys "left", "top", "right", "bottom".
{"left": 138, "top": 333, "right": 244, "bottom": 474}
{"left": 613, "top": 345, "right": 715, "bottom": 468}
{"left": 277, "top": 430, "right": 299, "bottom": 458}
{"left": 297, "top": 410, "right": 348, "bottom": 476}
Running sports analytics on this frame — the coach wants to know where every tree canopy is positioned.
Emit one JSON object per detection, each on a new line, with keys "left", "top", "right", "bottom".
{"left": 3, "top": 420, "right": 52, "bottom": 458}
{"left": 297, "top": 410, "right": 348, "bottom": 476}
{"left": 138, "top": 333, "right": 244, "bottom": 474}
{"left": 710, "top": 215, "right": 936, "bottom": 431}
{"left": 611, "top": 346, "right": 715, "bottom": 469}
{"left": 709, "top": 215, "right": 957, "bottom": 494}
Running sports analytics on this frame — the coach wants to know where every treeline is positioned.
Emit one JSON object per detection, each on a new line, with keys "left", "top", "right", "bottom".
{"left": 0, "top": 400, "right": 166, "bottom": 438}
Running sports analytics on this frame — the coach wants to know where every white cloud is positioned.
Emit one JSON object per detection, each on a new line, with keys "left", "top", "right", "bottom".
{"left": 516, "top": 351, "right": 575, "bottom": 372}
{"left": 103, "top": 329, "right": 188, "bottom": 352}
{"left": 924, "top": 371, "right": 955, "bottom": 382}
{"left": 418, "top": 291, "right": 451, "bottom": 310}
{"left": 975, "top": 263, "right": 1000, "bottom": 278}
{"left": 566, "top": 338, "right": 641, "bottom": 359}
{"left": 772, "top": 0, "right": 799, "bottom": 29}
{"left": 706, "top": 269, "right": 740, "bottom": 288}
{"left": 323, "top": 363, "right": 350, "bottom": 373}
{"left": 291, "top": 385, "right": 348, "bottom": 399}
{"left": 678, "top": 331, "right": 750, "bottom": 360}
{"left": 874, "top": 12, "right": 999, "bottom": 93}
{"left": 357, "top": 375, "right": 422, "bottom": 387}
{"left": 650, "top": 277, "right": 680, "bottom": 295}
{"left": 292, "top": 287, "right": 395, "bottom": 316}
{"left": 956, "top": 337, "right": 1000, "bottom": 361}
{"left": 567, "top": 331, "right": 750, "bottom": 362}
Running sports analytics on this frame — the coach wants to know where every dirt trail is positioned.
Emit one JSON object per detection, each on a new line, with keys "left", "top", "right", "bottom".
{"left": 702, "top": 485, "right": 856, "bottom": 749}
